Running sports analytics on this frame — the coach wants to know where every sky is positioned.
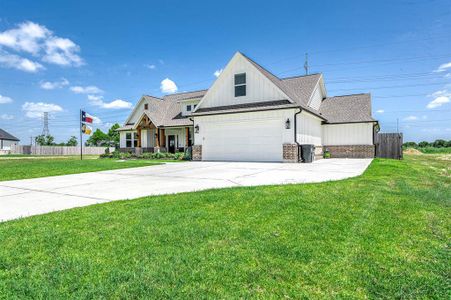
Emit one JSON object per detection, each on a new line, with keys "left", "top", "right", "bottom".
{"left": 0, "top": 0, "right": 450, "bottom": 144}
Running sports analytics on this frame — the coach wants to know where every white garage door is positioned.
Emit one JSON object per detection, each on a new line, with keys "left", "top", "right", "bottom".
{"left": 202, "top": 119, "right": 283, "bottom": 162}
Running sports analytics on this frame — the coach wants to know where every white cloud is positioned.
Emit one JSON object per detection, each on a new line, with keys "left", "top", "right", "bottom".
{"left": 403, "top": 115, "right": 418, "bottom": 121}
{"left": 0, "top": 21, "right": 50, "bottom": 54}
{"left": 0, "top": 51, "right": 44, "bottom": 72}
{"left": 376, "top": 109, "right": 384, "bottom": 113}
{"left": 87, "top": 94, "right": 132, "bottom": 109}
{"left": 70, "top": 85, "right": 104, "bottom": 94}
{"left": 40, "top": 78, "right": 69, "bottom": 90}
{"left": 434, "top": 62, "right": 451, "bottom": 73}
{"left": 160, "top": 78, "right": 178, "bottom": 94}
{"left": 22, "top": 101, "right": 63, "bottom": 118}
{"left": 42, "top": 37, "right": 83, "bottom": 66}
{"left": 213, "top": 69, "right": 223, "bottom": 77}
{"left": 0, "top": 94, "right": 13, "bottom": 104}
{"left": 0, "top": 114, "right": 14, "bottom": 120}
{"left": 427, "top": 96, "right": 450, "bottom": 109}
{"left": 146, "top": 64, "right": 156, "bottom": 70}
{"left": 0, "top": 21, "right": 83, "bottom": 71}
{"left": 101, "top": 99, "right": 133, "bottom": 109}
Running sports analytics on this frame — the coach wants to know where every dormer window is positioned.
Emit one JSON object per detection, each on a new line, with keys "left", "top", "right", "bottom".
{"left": 187, "top": 105, "right": 192, "bottom": 111}
{"left": 234, "top": 73, "right": 246, "bottom": 97}
{"left": 144, "top": 103, "right": 148, "bottom": 110}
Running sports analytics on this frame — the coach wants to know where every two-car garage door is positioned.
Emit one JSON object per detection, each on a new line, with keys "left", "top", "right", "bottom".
{"left": 202, "top": 119, "right": 283, "bottom": 162}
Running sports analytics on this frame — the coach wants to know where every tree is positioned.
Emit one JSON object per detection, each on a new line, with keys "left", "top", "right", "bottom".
{"left": 85, "top": 129, "right": 109, "bottom": 146}
{"left": 432, "top": 139, "right": 446, "bottom": 148}
{"left": 418, "top": 141, "right": 429, "bottom": 148}
{"left": 66, "top": 136, "right": 78, "bottom": 146}
{"left": 35, "top": 134, "right": 55, "bottom": 146}
{"left": 403, "top": 142, "right": 417, "bottom": 148}
{"left": 107, "top": 123, "right": 120, "bottom": 148}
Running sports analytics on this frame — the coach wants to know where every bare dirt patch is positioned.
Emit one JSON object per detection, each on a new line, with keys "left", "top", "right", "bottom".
{"left": 404, "top": 148, "right": 422, "bottom": 155}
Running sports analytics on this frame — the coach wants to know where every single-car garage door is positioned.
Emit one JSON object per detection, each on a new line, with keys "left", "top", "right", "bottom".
{"left": 202, "top": 119, "right": 283, "bottom": 162}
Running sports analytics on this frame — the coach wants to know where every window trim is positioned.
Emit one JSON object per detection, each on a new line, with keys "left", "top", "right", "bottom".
{"left": 234, "top": 73, "right": 246, "bottom": 97}
{"left": 125, "top": 132, "right": 132, "bottom": 148}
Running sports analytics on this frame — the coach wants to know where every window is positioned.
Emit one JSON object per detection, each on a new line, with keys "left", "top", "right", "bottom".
{"left": 133, "top": 132, "right": 138, "bottom": 147}
{"left": 126, "top": 133, "right": 132, "bottom": 148}
{"left": 193, "top": 104, "right": 197, "bottom": 109}
{"left": 234, "top": 73, "right": 246, "bottom": 97}
{"left": 187, "top": 105, "right": 192, "bottom": 111}
{"left": 144, "top": 103, "right": 148, "bottom": 110}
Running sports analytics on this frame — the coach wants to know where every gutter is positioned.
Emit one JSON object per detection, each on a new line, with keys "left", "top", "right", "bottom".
{"left": 294, "top": 108, "right": 302, "bottom": 162}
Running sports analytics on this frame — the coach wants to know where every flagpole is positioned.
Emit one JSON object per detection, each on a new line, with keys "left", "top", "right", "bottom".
{"left": 80, "top": 109, "right": 83, "bottom": 161}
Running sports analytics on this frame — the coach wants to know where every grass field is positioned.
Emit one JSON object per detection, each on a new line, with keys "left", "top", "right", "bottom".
{"left": 417, "top": 147, "right": 451, "bottom": 154}
{"left": 0, "top": 156, "right": 168, "bottom": 181}
{"left": 0, "top": 154, "right": 449, "bottom": 298}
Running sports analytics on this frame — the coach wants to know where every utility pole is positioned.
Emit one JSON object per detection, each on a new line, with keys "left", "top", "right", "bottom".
{"left": 396, "top": 118, "right": 399, "bottom": 133}
{"left": 42, "top": 112, "right": 49, "bottom": 136}
{"left": 304, "top": 53, "right": 309, "bottom": 75}
{"left": 29, "top": 136, "right": 33, "bottom": 146}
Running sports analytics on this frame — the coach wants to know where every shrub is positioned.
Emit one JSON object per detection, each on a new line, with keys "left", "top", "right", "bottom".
{"left": 183, "top": 147, "right": 192, "bottom": 160}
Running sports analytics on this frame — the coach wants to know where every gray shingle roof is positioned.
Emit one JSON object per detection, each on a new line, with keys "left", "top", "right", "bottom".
{"left": 193, "top": 100, "right": 296, "bottom": 116}
{"left": 320, "top": 94, "right": 376, "bottom": 123}
{"left": 0, "top": 128, "right": 19, "bottom": 141}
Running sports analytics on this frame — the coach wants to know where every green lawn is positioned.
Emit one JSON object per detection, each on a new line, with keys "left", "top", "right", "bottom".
{"left": 0, "top": 156, "right": 169, "bottom": 181}
{"left": 0, "top": 155, "right": 449, "bottom": 298}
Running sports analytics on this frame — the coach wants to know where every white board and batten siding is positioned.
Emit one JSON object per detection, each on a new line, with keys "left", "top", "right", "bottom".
{"left": 296, "top": 112, "right": 322, "bottom": 146}
{"left": 197, "top": 53, "right": 289, "bottom": 109}
{"left": 195, "top": 109, "right": 296, "bottom": 162}
{"left": 322, "top": 123, "right": 374, "bottom": 145}
{"left": 308, "top": 85, "right": 323, "bottom": 111}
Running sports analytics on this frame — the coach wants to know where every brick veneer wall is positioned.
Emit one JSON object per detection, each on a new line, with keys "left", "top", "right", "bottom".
{"left": 283, "top": 143, "right": 299, "bottom": 163}
{"left": 323, "top": 145, "right": 375, "bottom": 158}
{"left": 192, "top": 145, "right": 202, "bottom": 161}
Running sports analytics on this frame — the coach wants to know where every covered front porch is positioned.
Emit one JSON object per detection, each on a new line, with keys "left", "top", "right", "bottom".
{"left": 120, "top": 113, "right": 193, "bottom": 154}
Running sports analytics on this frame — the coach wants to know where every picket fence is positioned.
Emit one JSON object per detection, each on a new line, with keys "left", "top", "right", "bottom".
{"left": 9, "top": 145, "right": 113, "bottom": 156}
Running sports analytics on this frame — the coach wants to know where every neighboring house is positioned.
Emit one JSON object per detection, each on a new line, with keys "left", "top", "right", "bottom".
{"left": 118, "top": 52, "right": 378, "bottom": 162}
{"left": 0, "top": 128, "right": 20, "bottom": 150}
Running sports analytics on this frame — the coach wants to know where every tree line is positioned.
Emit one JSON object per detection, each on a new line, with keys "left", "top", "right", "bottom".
{"left": 403, "top": 139, "right": 451, "bottom": 148}
{"left": 35, "top": 123, "right": 120, "bottom": 147}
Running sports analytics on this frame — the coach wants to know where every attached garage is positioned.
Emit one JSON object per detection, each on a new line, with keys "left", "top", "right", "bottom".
{"left": 202, "top": 119, "right": 283, "bottom": 162}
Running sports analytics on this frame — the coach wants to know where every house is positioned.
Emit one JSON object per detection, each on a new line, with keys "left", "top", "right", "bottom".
{"left": 0, "top": 128, "right": 20, "bottom": 150}
{"left": 118, "top": 52, "right": 378, "bottom": 162}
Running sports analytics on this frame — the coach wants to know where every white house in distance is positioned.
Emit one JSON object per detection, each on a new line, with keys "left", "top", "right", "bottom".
{"left": 0, "top": 128, "right": 20, "bottom": 151}
{"left": 118, "top": 52, "right": 378, "bottom": 162}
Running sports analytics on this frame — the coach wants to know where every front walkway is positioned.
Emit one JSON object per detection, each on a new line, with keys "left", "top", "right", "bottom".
{"left": 0, "top": 159, "right": 372, "bottom": 222}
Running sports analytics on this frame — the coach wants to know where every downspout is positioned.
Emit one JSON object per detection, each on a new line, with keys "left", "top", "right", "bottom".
{"left": 294, "top": 108, "right": 302, "bottom": 162}
{"left": 189, "top": 117, "right": 195, "bottom": 146}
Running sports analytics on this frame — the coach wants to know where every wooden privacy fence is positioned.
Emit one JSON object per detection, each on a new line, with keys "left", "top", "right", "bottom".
{"left": 375, "top": 133, "right": 403, "bottom": 159}
{"left": 10, "top": 145, "right": 114, "bottom": 156}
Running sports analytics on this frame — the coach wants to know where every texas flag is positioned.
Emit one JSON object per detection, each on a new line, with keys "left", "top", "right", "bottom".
{"left": 81, "top": 111, "right": 94, "bottom": 124}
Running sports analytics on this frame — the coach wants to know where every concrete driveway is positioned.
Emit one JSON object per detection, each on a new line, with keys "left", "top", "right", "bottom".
{"left": 0, "top": 159, "right": 372, "bottom": 222}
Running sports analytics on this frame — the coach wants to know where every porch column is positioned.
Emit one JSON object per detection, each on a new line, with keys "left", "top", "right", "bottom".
{"left": 185, "top": 127, "right": 189, "bottom": 147}
{"left": 137, "top": 127, "right": 141, "bottom": 147}
{"left": 156, "top": 128, "right": 160, "bottom": 147}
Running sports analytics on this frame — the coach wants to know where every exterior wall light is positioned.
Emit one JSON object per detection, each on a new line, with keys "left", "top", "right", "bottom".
{"left": 195, "top": 124, "right": 200, "bottom": 133}
{"left": 285, "top": 118, "right": 291, "bottom": 129}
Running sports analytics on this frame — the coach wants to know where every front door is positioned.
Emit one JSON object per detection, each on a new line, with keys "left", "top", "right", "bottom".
{"left": 168, "top": 135, "right": 176, "bottom": 153}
